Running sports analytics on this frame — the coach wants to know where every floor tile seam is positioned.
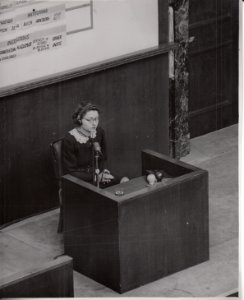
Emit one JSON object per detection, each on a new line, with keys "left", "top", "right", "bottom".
{"left": 189, "top": 142, "right": 238, "bottom": 156}
{"left": 186, "top": 141, "right": 237, "bottom": 158}
{"left": 3, "top": 231, "right": 54, "bottom": 258}
{"left": 190, "top": 125, "right": 238, "bottom": 142}
{"left": 191, "top": 135, "right": 238, "bottom": 145}
{"left": 192, "top": 150, "right": 238, "bottom": 168}
{"left": 209, "top": 237, "right": 238, "bottom": 250}
{"left": 183, "top": 155, "right": 223, "bottom": 166}
{"left": 208, "top": 194, "right": 239, "bottom": 204}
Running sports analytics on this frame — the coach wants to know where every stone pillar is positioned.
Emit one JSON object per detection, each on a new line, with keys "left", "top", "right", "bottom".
{"left": 169, "top": 0, "right": 190, "bottom": 159}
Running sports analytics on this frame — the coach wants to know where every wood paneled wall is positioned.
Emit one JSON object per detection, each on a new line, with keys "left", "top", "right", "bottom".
{"left": 189, "top": 0, "right": 238, "bottom": 137}
{"left": 0, "top": 51, "right": 169, "bottom": 225}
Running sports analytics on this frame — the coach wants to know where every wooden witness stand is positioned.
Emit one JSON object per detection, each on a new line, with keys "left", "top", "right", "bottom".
{"left": 62, "top": 149, "right": 209, "bottom": 293}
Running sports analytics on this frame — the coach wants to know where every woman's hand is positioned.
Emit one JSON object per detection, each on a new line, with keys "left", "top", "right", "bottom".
{"left": 99, "top": 169, "right": 114, "bottom": 183}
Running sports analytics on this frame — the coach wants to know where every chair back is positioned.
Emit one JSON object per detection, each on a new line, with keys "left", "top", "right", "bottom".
{"left": 50, "top": 138, "right": 64, "bottom": 180}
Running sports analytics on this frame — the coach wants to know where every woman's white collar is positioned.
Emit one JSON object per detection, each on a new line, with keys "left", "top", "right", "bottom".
{"left": 69, "top": 128, "right": 97, "bottom": 144}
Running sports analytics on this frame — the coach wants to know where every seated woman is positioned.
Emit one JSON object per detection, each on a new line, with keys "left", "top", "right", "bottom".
{"left": 62, "top": 102, "right": 115, "bottom": 186}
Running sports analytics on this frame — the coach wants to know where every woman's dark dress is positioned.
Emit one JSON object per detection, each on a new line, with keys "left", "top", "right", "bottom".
{"left": 62, "top": 126, "right": 107, "bottom": 182}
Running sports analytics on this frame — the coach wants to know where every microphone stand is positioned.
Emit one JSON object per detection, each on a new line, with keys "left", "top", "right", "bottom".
{"left": 94, "top": 151, "right": 100, "bottom": 188}
{"left": 91, "top": 140, "right": 101, "bottom": 188}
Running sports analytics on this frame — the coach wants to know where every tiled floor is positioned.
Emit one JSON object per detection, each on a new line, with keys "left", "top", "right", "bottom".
{"left": 0, "top": 124, "right": 238, "bottom": 297}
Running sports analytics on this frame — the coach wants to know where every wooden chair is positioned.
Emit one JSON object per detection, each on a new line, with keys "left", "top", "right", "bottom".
{"left": 50, "top": 138, "right": 64, "bottom": 233}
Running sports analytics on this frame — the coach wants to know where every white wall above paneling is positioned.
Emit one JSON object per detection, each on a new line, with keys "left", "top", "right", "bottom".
{"left": 0, "top": 0, "right": 158, "bottom": 91}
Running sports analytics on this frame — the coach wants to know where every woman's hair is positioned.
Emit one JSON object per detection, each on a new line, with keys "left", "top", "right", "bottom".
{"left": 72, "top": 102, "right": 100, "bottom": 125}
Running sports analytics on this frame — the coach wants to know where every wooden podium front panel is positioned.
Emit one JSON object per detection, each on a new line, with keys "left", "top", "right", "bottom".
{"left": 118, "top": 171, "right": 209, "bottom": 293}
{"left": 62, "top": 177, "right": 121, "bottom": 292}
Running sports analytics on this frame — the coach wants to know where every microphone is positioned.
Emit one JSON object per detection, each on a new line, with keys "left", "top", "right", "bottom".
{"left": 93, "top": 142, "right": 103, "bottom": 156}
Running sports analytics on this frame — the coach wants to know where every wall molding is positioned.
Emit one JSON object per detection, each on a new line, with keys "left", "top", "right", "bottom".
{"left": 0, "top": 43, "right": 177, "bottom": 98}
{"left": 189, "top": 14, "right": 231, "bottom": 30}
{"left": 189, "top": 100, "right": 231, "bottom": 118}
{"left": 189, "top": 40, "right": 232, "bottom": 56}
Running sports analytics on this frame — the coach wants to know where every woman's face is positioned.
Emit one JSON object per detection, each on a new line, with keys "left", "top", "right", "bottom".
{"left": 81, "top": 110, "right": 99, "bottom": 133}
